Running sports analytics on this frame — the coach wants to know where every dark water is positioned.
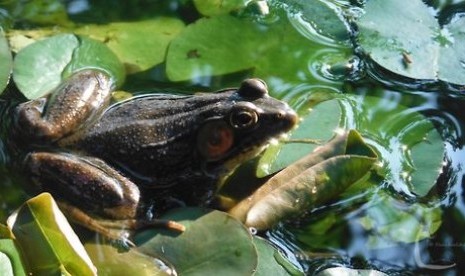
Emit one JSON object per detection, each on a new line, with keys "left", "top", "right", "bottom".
{"left": 1, "top": 0, "right": 465, "bottom": 275}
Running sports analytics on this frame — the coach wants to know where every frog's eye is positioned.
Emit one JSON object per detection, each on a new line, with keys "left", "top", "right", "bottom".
{"left": 197, "top": 121, "right": 234, "bottom": 160}
{"left": 229, "top": 108, "right": 258, "bottom": 129}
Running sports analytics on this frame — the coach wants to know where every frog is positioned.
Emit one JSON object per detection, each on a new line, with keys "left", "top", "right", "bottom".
{"left": 12, "top": 69, "right": 298, "bottom": 243}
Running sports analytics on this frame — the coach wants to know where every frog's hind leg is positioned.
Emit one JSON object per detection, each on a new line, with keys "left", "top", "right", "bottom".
{"left": 25, "top": 151, "right": 140, "bottom": 220}
{"left": 24, "top": 151, "right": 184, "bottom": 244}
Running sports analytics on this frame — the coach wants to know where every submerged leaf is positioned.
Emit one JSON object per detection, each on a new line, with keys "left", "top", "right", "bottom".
{"left": 6, "top": 193, "right": 96, "bottom": 275}
{"left": 135, "top": 208, "right": 257, "bottom": 276}
{"left": 230, "top": 130, "right": 377, "bottom": 230}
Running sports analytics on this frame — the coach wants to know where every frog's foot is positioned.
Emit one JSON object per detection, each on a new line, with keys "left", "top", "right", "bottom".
{"left": 59, "top": 201, "right": 185, "bottom": 247}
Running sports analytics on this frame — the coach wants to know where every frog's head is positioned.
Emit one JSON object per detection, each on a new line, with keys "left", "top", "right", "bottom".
{"left": 196, "top": 79, "right": 298, "bottom": 178}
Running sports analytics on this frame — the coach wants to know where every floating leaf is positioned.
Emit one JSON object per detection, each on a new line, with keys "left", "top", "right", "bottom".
{"left": 135, "top": 208, "right": 257, "bottom": 276}
{"left": 284, "top": 0, "right": 350, "bottom": 43}
{"left": 6, "top": 193, "right": 96, "bottom": 275}
{"left": 358, "top": 191, "right": 442, "bottom": 246}
{"left": 166, "top": 14, "right": 335, "bottom": 84}
{"left": 438, "top": 17, "right": 465, "bottom": 85}
{"left": 76, "top": 18, "right": 185, "bottom": 73}
{"left": 358, "top": 0, "right": 465, "bottom": 85}
{"left": 254, "top": 237, "right": 303, "bottom": 276}
{"left": 193, "top": 0, "right": 249, "bottom": 16}
{"left": 230, "top": 130, "right": 377, "bottom": 230}
{"left": 258, "top": 99, "right": 342, "bottom": 177}
{"left": 0, "top": 29, "right": 12, "bottom": 94}
{"left": 0, "top": 239, "right": 27, "bottom": 276}
{"left": 340, "top": 93, "right": 445, "bottom": 197}
{"left": 85, "top": 242, "right": 171, "bottom": 276}
{"left": 13, "top": 34, "right": 124, "bottom": 99}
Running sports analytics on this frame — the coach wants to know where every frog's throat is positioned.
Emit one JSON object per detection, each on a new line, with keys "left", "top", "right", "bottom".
{"left": 215, "top": 143, "right": 269, "bottom": 190}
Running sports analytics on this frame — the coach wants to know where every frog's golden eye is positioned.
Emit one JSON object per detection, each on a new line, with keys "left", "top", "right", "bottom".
{"left": 197, "top": 121, "right": 234, "bottom": 160}
{"left": 229, "top": 109, "right": 258, "bottom": 129}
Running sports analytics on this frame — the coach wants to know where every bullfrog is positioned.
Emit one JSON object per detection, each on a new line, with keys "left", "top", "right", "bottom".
{"left": 12, "top": 70, "right": 298, "bottom": 242}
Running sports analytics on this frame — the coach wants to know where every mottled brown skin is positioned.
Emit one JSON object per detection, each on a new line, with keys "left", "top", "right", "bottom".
{"left": 13, "top": 70, "right": 298, "bottom": 241}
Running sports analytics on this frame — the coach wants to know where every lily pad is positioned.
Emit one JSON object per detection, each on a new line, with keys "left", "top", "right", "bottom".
{"left": 13, "top": 33, "right": 124, "bottom": 99}
{"left": 6, "top": 193, "right": 96, "bottom": 275}
{"left": 254, "top": 237, "right": 303, "bottom": 276}
{"left": 0, "top": 29, "right": 12, "bottom": 94}
{"left": 358, "top": 0, "right": 465, "bottom": 85}
{"left": 341, "top": 93, "right": 445, "bottom": 197}
{"left": 284, "top": 0, "right": 351, "bottom": 43}
{"left": 193, "top": 0, "right": 249, "bottom": 16}
{"left": 76, "top": 18, "right": 185, "bottom": 74}
{"left": 258, "top": 98, "right": 342, "bottom": 177}
{"left": 358, "top": 191, "right": 442, "bottom": 246}
{"left": 135, "top": 208, "right": 257, "bottom": 276}
{"left": 229, "top": 130, "right": 378, "bottom": 230}
{"left": 166, "top": 13, "right": 333, "bottom": 85}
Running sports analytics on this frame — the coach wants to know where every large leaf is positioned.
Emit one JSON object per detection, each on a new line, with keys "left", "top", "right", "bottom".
{"left": 0, "top": 29, "right": 12, "bottom": 94}
{"left": 135, "top": 208, "right": 257, "bottom": 276}
{"left": 13, "top": 34, "right": 124, "bottom": 99}
{"left": 75, "top": 18, "right": 185, "bottom": 74}
{"left": 229, "top": 130, "right": 378, "bottom": 230}
{"left": 258, "top": 98, "right": 342, "bottom": 177}
{"left": 254, "top": 237, "right": 303, "bottom": 276}
{"left": 0, "top": 239, "right": 26, "bottom": 276}
{"left": 283, "top": 0, "right": 351, "bottom": 43}
{"left": 7, "top": 193, "right": 96, "bottom": 275}
{"left": 340, "top": 93, "right": 445, "bottom": 197}
{"left": 166, "top": 13, "right": 341, "bottom": 85}
{"left": 358, "top": 191, "right": 442, "bottom": 246}
{"left": 358, "top": 0, "right": 465, "bottom": 85}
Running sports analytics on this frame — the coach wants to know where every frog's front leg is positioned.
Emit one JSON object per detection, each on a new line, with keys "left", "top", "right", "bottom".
{"left": 14, "top": 70, "right": 113, "bottom": 143}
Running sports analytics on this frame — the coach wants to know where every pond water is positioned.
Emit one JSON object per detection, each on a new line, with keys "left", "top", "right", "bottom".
{"left": 1, "top": 0, "right": 465, "bottom": 275}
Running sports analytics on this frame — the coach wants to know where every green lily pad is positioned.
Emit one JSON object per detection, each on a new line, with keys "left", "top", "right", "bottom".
{"left": 6, "top": 193, "right": 96, "bottom": 275}
{"left": 0, "top": 29, "right": 12, "bottom": 94}
{"left": 284, "top": 0, "right": 350, "bottom": 42}
{"left": 76, "top": 18, "right": 185, "bottom": 74}
{"left": 358, "top": 0, "right": 465, "bottom": 85}
{"left": 193, "top": 0, "right": 249, "bottom": 16}
{"left": 166, "top": 13, "right": 337, "bottom": 85}
{"left": 135, "top": 208, "right": 257, "bottom": 276}
{"left": 254, "top": 237, "right": 303, "bottom": 276}
{"left": 359, "top": 191, "right": 442, "bottom": 246}
{"left": 341, "top": 93, "right": 445, "bottom": 197}
{"left": 230, "top": 130, "right": 378, "bottom": 230}
{"left": 438, "top": 17, "right": 465, "bottom": 85}
{"left": 258, "top": 99, "right": 342, "bottom": 177}
{"left": 13, "top": 33, "right": 124, "bottom": 99}
{"left": 0, "top": 239, "right": 27, "bottom": 276}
